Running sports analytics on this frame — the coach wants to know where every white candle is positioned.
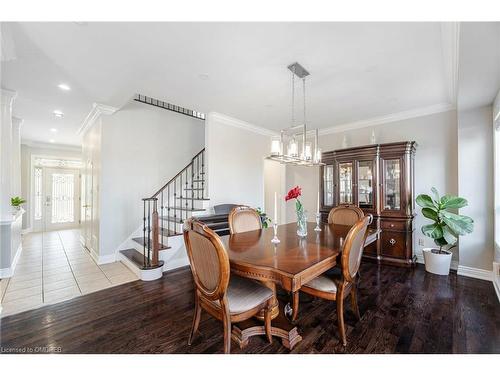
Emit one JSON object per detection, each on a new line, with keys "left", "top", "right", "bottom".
{"left": 274, "top": 192, "right": 278, "bottom": 223}
{"left": 317, "top": 191, "right": 320, "bottom": 213}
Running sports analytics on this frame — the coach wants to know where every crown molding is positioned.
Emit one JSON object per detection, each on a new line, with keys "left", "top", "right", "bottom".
{"left": 441, "top": 22, "right": 461, "bottom": 105}
{"left": 1, "top": 88, "right": 17, "bottom": 104}
{"left": 318, "top": 103, "right": 455, "bottom": 136}
{"left": 77, "top": 102, "right": 119, "bottom": 136}
{"left": 207, "top": 112, "right": 278, "bottom": 137}
{"left": 21, "top": 139, "right": 81, "bottom": 152}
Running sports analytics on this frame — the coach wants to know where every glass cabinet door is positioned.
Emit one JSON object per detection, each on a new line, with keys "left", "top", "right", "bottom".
{"left": 323, "top": 165, "right": 334, "bottom": 206}
{"left": 383, "top": 159, "right": 401, "bottom": 210}
{"left": 357, "top": 160, "right": 374, "bottom": 209}
{"left": 338, "top": 162, "right": 353, "bottom": 204}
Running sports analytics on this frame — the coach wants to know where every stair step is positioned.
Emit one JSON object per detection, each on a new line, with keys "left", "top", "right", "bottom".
{"left": 184, "top": 188, "right": 204, "bottom": 191}
{"left": 132, "top": 237, "right": 171, "bottom": 250}
{"left": 191, "top": 179, "right": 204, "bottom": 183}
{"left": 119, "top": 248, "right": 164, "bottom": 270}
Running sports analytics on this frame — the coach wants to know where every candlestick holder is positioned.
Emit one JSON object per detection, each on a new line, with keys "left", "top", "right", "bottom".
{"left": 314, "top": 212, "right": 322, "bottom": 232}
{"left": 271, "top": 222, "right": 280, "bottom": 243}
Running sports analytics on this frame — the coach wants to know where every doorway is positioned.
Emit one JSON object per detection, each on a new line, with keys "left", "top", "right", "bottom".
{"left": 43, "top": 167, "right": 80, "bottom": 231}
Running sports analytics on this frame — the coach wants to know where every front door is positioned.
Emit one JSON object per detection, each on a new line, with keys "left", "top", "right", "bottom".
{"left": 44, "top": 168, "right": 80, "bottom": 231}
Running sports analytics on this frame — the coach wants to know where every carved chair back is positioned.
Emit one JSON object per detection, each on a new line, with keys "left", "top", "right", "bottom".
{"left": 328, "top": 204, "right": 364, "bottom": 226}
{"left": 183, "top": 218, "right": 230, "bottom": 301}
{"left": 341, "top": 214, "right": 373, "bottom": 283}
{"left": 228, "top": 206, "right": 262, "bottom": 234}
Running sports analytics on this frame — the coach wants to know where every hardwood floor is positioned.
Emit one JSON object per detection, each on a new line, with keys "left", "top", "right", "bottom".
{"left": 0, "top": 263, "right": 498, "bottom": 354}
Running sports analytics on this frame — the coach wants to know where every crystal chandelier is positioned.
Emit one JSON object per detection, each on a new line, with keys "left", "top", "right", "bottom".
{"left": 267, "top": 62, "right": 323, "bottom": 166}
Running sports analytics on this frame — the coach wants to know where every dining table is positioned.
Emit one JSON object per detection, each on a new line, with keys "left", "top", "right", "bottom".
{"left": 219, "top": 221, "right": 379, "bottom": 350}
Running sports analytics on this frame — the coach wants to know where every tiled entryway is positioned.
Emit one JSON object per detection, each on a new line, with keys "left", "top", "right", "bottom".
{"left": 0, "top": 229, "right": 138, "bottom": 317}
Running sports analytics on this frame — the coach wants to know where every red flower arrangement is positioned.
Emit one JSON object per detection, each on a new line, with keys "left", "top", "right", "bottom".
{"left": 285, "top": 186, "right": 303, "bottom": 213}
{"left": 285, "top": 186, "right": 302, "bottom": 201}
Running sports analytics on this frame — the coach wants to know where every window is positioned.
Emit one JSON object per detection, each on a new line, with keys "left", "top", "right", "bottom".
{"left": 34, "top": 167, "right": 43, "bottom": 220}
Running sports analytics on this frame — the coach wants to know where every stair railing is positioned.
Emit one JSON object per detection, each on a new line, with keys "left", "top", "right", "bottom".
{"left": 141, "top": 149, "right": 205, "bottom": 268}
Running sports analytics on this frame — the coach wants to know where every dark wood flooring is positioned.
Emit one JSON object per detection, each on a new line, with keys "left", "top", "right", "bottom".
{"left": 1, "top": 263, "right": 498, "bottom": 354}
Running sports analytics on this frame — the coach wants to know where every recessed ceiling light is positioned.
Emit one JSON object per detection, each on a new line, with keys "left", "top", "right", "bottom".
{"left": 58, "top": 83, "right": 71, "bottom": 91}
{"left": 49, "top": 139, "right": 55, "bottom": 143}
{"left": 53, "top": 110, "right": 64, "bottom": 118}
{"left": 198, "top": 74, "right": 209, "bottom": 81}
{"left": 50, "top": 128, "right": 58, "bottom": 132}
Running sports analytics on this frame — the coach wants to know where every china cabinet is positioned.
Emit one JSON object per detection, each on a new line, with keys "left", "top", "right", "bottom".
{"left": 320, "top": 141, "right": 417, "bottom": 267}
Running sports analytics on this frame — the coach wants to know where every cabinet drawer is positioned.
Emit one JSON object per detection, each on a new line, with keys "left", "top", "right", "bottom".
{"left": 380, "top": 231, "right": 407, "bottom": 259}
{"left": 380, "top": 220, "right": 408, "bottom": 231}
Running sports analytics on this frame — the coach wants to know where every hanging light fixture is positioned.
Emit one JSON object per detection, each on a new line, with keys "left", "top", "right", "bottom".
{"left": 267, "top": 62, "right": 323, "bottom": 166}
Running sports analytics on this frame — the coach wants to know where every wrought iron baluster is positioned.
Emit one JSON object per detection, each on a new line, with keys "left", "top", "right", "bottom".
{"left": 147, "top": 199, "right": 151, "bottom": 267}
{"left": 160, "top": 191, "right": 164, "bottom": 248}
{"left": 201, "top": 151, "right": 205, "bottom": 199}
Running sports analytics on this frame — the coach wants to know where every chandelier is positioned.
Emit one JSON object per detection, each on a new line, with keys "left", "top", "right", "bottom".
{"left": 266, "top": 62, "right": 323, "bottom": 166}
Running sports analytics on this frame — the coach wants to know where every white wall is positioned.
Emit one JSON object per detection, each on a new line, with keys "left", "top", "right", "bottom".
{"left": 263, "top": 159, "right": 286, "bottom": 223}
{"left": 20, "top": 142, "right": 82, "bottom": 230}
{"left": 284, "top": 165, "right": 321, "bottom": 224}
{"left": 205, "top": 112, "right": 273, "bottom": 209}
{"left": 99, "top": 100, "right": 205, "bottom": 257}
{"left": 458, "top": 105, "right": 494, "bottom": 271}
{"left": 494, "top": 90, "right": 500, "bottom": 263}
{"left": 287, "top": 110, "right": 459, "bottom": 261}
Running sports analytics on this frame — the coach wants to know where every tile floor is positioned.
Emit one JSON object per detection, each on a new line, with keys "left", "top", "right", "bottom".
{"left": 0, "top": 229, "right": 138, "bottom": 317}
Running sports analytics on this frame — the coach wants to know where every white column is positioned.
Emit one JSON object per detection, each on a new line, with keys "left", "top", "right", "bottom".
{"left": 0, "top": 89, "right": 17, "bottom": 222}
{"left": 11, "top": 117, "right": 23, "bottom": 198}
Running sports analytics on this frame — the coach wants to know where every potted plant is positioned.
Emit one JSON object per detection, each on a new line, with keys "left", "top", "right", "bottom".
{"left": 11, "top": 196, "right": 27, "bottom": 214}
{"left": 416, "top": 187, "right": 474, "bottom": 275}
{"left": 255, "top": 207, "right": 271, "bottom": 228}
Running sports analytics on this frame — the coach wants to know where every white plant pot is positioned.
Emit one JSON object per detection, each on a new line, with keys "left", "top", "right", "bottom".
{"left": 423, "top": 247, "right": 452, "bottom": 276}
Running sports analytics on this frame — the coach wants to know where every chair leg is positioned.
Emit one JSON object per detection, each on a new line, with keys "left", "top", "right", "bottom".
{"left": 350, "top": 284, "right": 361, "bottom": 321}
{"left": 336, "top": 288, "right": 347, "bottom": 346}
{"left": 188, "top": 294, "right": 202, "bottom": 345}
{"left": 264, "top": 304, "right": 273, "bottom": 344}
{"left": 222, "top": 308, "right": 232, "bottom": 354}
{"left": 291, "top": 291, "right": 300, "bottom": 321}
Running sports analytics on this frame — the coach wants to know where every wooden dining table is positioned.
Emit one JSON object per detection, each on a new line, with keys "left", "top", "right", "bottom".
{"left": 219, "top": 221, "right": 379, "bottom": 350}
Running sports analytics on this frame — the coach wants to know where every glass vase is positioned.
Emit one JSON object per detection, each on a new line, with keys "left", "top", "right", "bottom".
{"left": 296, "top": 209, "right": 308, "bottom": 237}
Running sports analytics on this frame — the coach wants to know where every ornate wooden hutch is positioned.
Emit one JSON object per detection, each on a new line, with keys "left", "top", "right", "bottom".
{"left": 320, "top": 141, "right": 417, "bottom": 267}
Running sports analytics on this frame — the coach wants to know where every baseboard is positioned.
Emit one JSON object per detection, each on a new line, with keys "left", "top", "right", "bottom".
{"left": 0, "top": 243, "right": 23, "bottom": 278}
{"left": 21, "top": 227, "right": 33, "bottom": 235}
{"left": 89, "top": 249, "right": 116, "bottom": 265}
{"left": 493, "top": 262, "right": 500, "bottom": 302}
{"left": 415, "top": 253, "right": 458, "bottom": 270}
{"left": 457, "top": 265, "right": 493, "bottom": 281}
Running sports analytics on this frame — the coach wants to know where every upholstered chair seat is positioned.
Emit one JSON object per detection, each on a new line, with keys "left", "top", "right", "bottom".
{"left": 304, "top": 273, "right": 342, "bottom": 294}
{"left": 210, "top": 275, "right": 274, "bottom": 314}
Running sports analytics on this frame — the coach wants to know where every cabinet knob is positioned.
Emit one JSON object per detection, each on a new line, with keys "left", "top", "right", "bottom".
{"left": 389, "top": 238, "right": 396, "bottom": 245}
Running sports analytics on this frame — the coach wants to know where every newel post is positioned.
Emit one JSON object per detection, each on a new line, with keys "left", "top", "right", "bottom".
{"left": 151, "top": 198, "right": 160, "bottom": 267}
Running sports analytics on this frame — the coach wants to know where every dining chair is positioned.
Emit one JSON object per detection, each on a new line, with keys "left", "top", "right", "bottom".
{"left": 300, "top": 214, "right": 372, "bottom": 346}
{"left": 228, "top": 206, "right": 262, "bottom": 234}
{"left": 184, "top": 217, "right": 274, "bottom": 354}
{"left": 328, "top": 204, "right": 364, "bottom": 225}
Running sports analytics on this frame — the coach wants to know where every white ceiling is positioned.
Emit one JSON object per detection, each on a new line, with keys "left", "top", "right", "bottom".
{"left": 0, "top": 22, "right": 477, "bottom": 145}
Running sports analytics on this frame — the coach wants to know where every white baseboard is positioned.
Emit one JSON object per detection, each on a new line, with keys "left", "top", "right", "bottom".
{"left": 457, "top": 265, "right": 493, "bottom": 281}
{"left": 0, "top": 243, "right": 23, "bottom": 278}
{"left": 89, "top": 249, "right": 116, "bottom": 265}
{"left": 493, "top": 262, "right": 500, "bottom": 302}
{"left": 21, "top": 227, "right": 32, "bottom": 235}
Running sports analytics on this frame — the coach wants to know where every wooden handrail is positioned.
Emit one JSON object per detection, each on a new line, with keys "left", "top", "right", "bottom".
{"left": 149, "top": 148, "right": 205, "bottom": 198}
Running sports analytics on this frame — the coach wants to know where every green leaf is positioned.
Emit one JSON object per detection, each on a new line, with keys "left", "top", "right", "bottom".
{"left": 441, "top": 195, "right": 468, "bottom": 209}
{"left": 416, "top": 194, "right": 437, "bottom": 209}
{"left": 422, "top": 207, "right": 438, "bottom": 221}
{"left": 430, "top": 187, "right": 441, "bottom": 204}
{"left": 421, "top": 223, "right": 443, "bottom": 239}
{"left": 434, "top": 237, "right": 448, "bottom": 247}
{"left": 441, "top": 211, "right": 474, "bottom": 235}
{"left": 442, "top": 225, "right": 458, "bottom": 245}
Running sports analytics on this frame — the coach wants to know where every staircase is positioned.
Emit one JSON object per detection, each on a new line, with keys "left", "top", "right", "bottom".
{"left": 119, "top": 149, "right": 209, "bottom": 280}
